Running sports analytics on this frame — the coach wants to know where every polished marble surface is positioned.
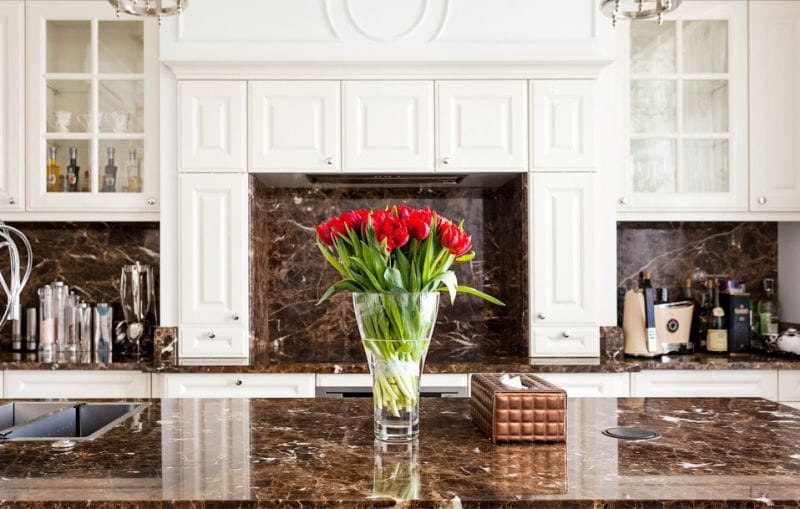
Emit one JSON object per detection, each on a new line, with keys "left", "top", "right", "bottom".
{"left": 1, "top": 397, "right": 800, "bottom": 507}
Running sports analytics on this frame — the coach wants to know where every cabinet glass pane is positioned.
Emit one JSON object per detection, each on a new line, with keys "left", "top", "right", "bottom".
{"left": 46, "top": 21, "right": 91, "bottom": 73}
{"left": 45, "top": 140, "right": 91, "bottom": 193}
{"left": 683, "top": 21, "right": 728, "bottom": 74}
{"left": 683, "top": 80, "right": 728, "bottom": 133}
{"left": 99, "top": 140, "right": 143, "bottom": 193}
{"left": 47, "top": 80, "right": 92, "bottom": 133}
{"left": 99, "top": 81, "right": 144, "bottom": 133}
{"left": 631, "top": 80, "right": 676, "bottom": 134}
{"left": 630, "top": 21, "right": 676, "bottom": 74}
{"left": 682, "top": 140, "right": 729, "bottom": 193}
{"left": 98, "top": 21, "right": 144, "bottom": 74}
{"left": 631, "top": 139, "right": 677, "bottom": 193}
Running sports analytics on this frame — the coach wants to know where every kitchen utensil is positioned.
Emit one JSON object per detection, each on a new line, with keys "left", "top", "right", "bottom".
{"left": 118, "top": 261, "right": 157, "bottom": 355}
{"left": 38, "top": 285, "right": 54, "bottom": 353}
{"left": 623, "top": 290, "right": 695, "bottom": 356}
{"left": 25, "top": 308, "right": 37, "bottom": 352}
{"left": 93, "top": 303, "right": 113, "bottom": 360}
{"left": 773, "top": 328, "right": 800, "bottom": 355}
{"left": 51, "top": 111, "right": 72, "bottom": 133}
{"left": 102, "top": 111, "right": 130, "bottom": 133}
{"left": 0, "top": 222, "right": 33, "bottom": 338}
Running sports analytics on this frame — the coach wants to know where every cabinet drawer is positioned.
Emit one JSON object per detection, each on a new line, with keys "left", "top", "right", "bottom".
{"left": 632, "top": 370, "right": 778, "bottom": 399}
{"left": 163, "top": 374, "right": 315, "bottom": 398}
{"left": 779, "top": 370, "right": 800, "bottom": 401}
{"left": 535, "top": 373, "right": 629, "bottom": 398}
{"left": 179, "top": 326, "right": 249, "bottom": 359}
{"left": 4, "top": 370, "right": 150, "bottom": 399}
{"left": 531, "top": 326, "right": 600, "bottom": 357}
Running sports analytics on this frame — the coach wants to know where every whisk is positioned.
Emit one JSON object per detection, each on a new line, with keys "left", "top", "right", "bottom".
{"left": 0, "top": 221, "right": 33, "bottom": 332}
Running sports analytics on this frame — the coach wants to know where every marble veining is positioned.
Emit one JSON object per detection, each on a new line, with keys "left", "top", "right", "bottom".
{"left": 0, "top": 397, "right": 800, "bottom": 507}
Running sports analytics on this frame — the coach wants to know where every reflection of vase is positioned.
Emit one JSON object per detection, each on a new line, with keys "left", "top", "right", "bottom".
{"left": 353, "top": 292, "right": 438, "bottom": 442}
{"left": 372, "top": 439, "right": 420, "bottom": 500}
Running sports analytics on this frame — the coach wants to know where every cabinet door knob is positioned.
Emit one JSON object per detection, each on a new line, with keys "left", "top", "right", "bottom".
{"left": 618, "top": 197, "right": 629, "bottom": 205}
{"left": 442, "top": 157, "right": 451, "bottom": 165}
{"left": 325, "top": 157, "right": 334, "bottom": 166}
{"left": 537, "top": 313, "right": 546, "bottom": 320}
{"left": 234, "top": 379, "right": 243, "bottom": 386}
{"left": 208, "top": 331, "right": 216, "bottom": 339}
{"left": 562, "top": 330, "right": 572, "bottom": 338}
{"left": 232, "top": 313, "right": 240, "bottom": 321}
{"left": 146, "top": 197, "right": 156, "bottom": 206}
{"left": 7, "top": 197, "right": 15, "bottom": 205}
{"left": 758, "top": 196, "right": 767, "bottom": 205}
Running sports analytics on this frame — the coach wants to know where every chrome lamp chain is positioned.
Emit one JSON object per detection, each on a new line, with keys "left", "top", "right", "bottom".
{"left": 110, "top": 0, "right": 186, "bottom": 25}
{"left": 600, "top": 0, "right": 682, "bottom": 26}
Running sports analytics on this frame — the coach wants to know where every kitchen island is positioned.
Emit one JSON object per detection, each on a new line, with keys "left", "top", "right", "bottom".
{"left": 1, "top": 397, "right": 799, "bottom": 507}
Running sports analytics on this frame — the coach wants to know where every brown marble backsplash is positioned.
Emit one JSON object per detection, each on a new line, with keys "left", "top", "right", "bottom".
{"left": 250, "top": 175, "right": 528, "bottom": 363}
{"left": 0, "top": 222, "right": 159, "bottom": 335}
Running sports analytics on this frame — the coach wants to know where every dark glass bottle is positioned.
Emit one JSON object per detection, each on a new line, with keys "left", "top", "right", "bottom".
{"left": 707, "top": 284, "right": 728, "bottom": 353}
{"left": 101, "top": 147, "right": 117, "bottom": 193}
{"left": 698, "top": 280, "right": 714, "bottom": 352}
{"left": 683, "top": 277, "right": 699, "bottom": 353}
{"left": 66, "top": 147, "right": 79, "bottom": 192}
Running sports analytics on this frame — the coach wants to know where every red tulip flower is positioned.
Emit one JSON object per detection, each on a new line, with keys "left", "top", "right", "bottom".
{"left": 406, "top": 208, "right": 433, "bottom": 240}
{"left": 439, "top": 221, "right": 472, "bottom": 257}
{"left": 374, "top": 213, "right": 409, "bottom": 252}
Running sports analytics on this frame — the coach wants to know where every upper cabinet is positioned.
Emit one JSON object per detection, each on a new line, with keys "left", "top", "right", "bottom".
{"left": 342, "top": 81, "right": 434, "bottom": 172}
{"left": 436, "top": 80, "right": 527, "bottom": 172}
{"left": 27, "top": 1, "right": 159, "bottom": 213}
{"left": 618, "top": 2, "right": 748, "bottom": 213}
{"left": 250, "top": 81, "right": 341, "bottom": 172}
{"left": 159, "top": 0, "right": 613, "bottom": 67}
{"left": 749, "top": 1, "right": 800, "bottom": 212}
{"left": 0, "top": 2, "right": 23, "bottom": 212}
{"left": 179, "top": 81, "right": 246, "bottom": 173}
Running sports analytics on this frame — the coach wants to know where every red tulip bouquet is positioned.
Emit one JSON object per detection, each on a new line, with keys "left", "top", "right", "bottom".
{"left": 315, "top": 205, "right": 502, "bottom": 441}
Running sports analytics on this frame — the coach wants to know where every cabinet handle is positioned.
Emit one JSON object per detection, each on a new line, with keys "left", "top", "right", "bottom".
{"left": 442, "top": 157, "right": 451, "bottom": 165}
{"left": 208, "top": 331, "right": 216, "bottom": 339}
{"left": 758, "top": 196, "right": 767, "bottom": 205}
{"left": 325, "top": 157, "right": 334, "bottom": 166}
{"left": 537, "top": 313, "right": 546, "bottom": 320}
{"left": 618, "top": 197, "right": 629, "bottom": 205}
{"left": 232, "top": 313, "right": 240, "bottom": 321}
{"left": 146, "top": 197, "right": 157, "bottom": 206}
{"left": 234, "top": 379, "right": 243, "bottom": 386}
{"left": 562, "top": 330, "right": 572, "bottom": 338}
{"left": 7, "top": 197, "right": 15, "bottom": 205}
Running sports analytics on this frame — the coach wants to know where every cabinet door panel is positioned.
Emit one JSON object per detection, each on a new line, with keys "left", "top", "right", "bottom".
{"left": 531, "top": 81, "right": 595, "bottom": 169}
{"left": 750, "top": 2, "right": 800, "bottom": 211}
{"left": 0, "top": 2, "right": 23, "bottom": 210}
{"left": 343, "top": 81, "right": 434, "bottom": 171}
{"left": 536, "top": 373, "right": 629, "bottom": 397}
{"left": 163, "top": 374, "right": 315, "bottom": 398}
{"left": 4, "top": 370, "right": 150, "bottom": 399}
{"left": 179, "top": 326, "right": 248, "bottom": 359}
{"left": 437, "top": 80, "right": 527, "bottom": 171}
{"left": 179, "top": 174, "right": 248, "bottom": 326}
{"left": 250, "top": 81, "right": 340, "bottom": 171}
{"left": 531, "top": 173, "right": 597, "bottom": 325}
{"left": 179, "top": 81, "right": 246, "bottom": 172}
{"left": 631, "top": 370, "right": 778, "bottom": 399}
{"left": 532, "top": 326, "right": 600, "bottom": 357}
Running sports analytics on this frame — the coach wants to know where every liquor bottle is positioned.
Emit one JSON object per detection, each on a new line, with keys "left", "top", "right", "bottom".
{"left": 758, "top": 278, "right": 780, "bottom": 338}
{"left": 65, "top": 147, "right": 79, "bottom": 192}
{"left": 80, "top": 168, "right": 91, "bottom": 193}
{"left": 683, "top": 277, "right": 699, "bottom": 352}
{"left": 707, "top": 283, "right": 728, "bottom": 353}
{"left": 101, "top": 147, "right": 117, "bottom": 193}
{"left": 126, "top": 147, "right": 141, "bottom": 192}
{"left": 698, "top": 279, "right": 714, "bottom": 352}
{"left": 46, "top": 146, "right": 60, "bottom": 192}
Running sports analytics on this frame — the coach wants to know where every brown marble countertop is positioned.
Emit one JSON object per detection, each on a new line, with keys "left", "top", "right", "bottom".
{"left": 1, "top": 397, "right": 800, "bottom": 507}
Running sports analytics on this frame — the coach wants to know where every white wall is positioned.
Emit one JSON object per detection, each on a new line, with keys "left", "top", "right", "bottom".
{"left": 779, "top": 223, "right": 800, "bottom": 323}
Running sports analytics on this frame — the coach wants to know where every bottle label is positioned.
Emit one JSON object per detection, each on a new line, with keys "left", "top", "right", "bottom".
{"left": 707, "top": 329, "right": 728, "bottom": 352}
{"left": 712, "top": 308, "right": 724, "bottom": 318}
{"left": 760, "top": 312, "right": 779, "bottom": 335}
{"left": 47, "top": 174, "right": 56, "bottom": 185}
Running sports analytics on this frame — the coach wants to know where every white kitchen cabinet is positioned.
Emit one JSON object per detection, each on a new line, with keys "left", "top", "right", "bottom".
{"left": 436, "top": 80, "right": 527, "bottom": 171}
{"left": 0, "top": 2, "right": 23, "bottom": 211}
{"left": 749, "top": 1, "right": 800, "bottom": 212}
{"left": 3, "top": 370, "right": 150, "bottom": 399}
{"left": 27, "top": 1, "right": 160, "bottom": 213}
{"left": 343, "top": 81, "right": 434, "bottom": 171}
{"left": 778, "top": 370, "right": 800, "bottom": 402}
{"left": 179, "top": 174, "right": 249, "bottom": 361}
{"left": 315, "top": 373, "right": 469, "bottom": 397}
{"left": 618, "top": 2, "right": 748, "bottom": 213}
{"left": 162, "top": 373, "right": 315, "bottom": 398}
{"left": 249, "top": 81, "right": 340, "bottom": 172}
{"left": 179, "top": 81, "right": 246, "bottom": 172}
{"left": 530, "top": 80, "right": 595, "bottom": 170}
{"left": 530, "top": 174, "right": 597, "bottom": 356}
{"left": 536, "top": 373, "right": 630, "bottom": 398}
{"left": 631, "top": 370, "right": 778, "bottom": 399}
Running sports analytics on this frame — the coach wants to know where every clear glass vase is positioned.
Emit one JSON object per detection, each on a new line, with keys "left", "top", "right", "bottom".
{"left": 353, "top": 292, "right": 439, "bottom": 442}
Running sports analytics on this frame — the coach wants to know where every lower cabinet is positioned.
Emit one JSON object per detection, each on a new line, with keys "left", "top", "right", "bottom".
{"left": 162, "top": 373, "right": 316, "bottom": 398}
{"left": 3, "top": 370, "right": 151, "bottom": 399}
{"left": 536, "top": 373, "right": 629, "bottom": 398}
{"left": 315, "top": 373, "right": 469, "bottom": 397}
{"left": 631, "top": 370, "right": 778, "bottom": 400}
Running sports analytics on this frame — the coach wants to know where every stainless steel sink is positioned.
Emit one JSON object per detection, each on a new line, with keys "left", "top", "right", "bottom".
{"left": 0, "top": 402, "right": 74, "bottom": 430}
{"left": 0, "top": 402, "right": 149, "bottom": 441}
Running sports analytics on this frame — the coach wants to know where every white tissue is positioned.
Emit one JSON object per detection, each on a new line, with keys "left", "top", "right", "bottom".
{"left": 499, "top": 374, "right": 524, "bottom": 389}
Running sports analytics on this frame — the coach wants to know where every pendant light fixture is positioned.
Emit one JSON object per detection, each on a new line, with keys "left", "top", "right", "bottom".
{"left": 600, "top": 0, "right": 682, "bottom": 26}
{"left": 109, "top": 0, "right": 186, "bottom": 25}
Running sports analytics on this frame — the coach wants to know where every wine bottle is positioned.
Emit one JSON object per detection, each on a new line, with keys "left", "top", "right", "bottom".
{"left": 707, "top": 283, "right": 728, "bottom": 353}
{"left": 66, "top": 147, "right": 79, "bottom": 192}
{"left": 758, "top": 278, "right": 780, "bottom": 338}
{"left": 698, "top": 279, "right": 714, "bottom": 352}
{"left": 683, "top": 277, "right": 699, "bottom": 352}
{"left": 101, "top": 147, "right": 117, "bottom": 193}
{"left": 80, "top": 168, "right": 91, "bottom": 193}
{"left": 126, "top": 147, "right": 141, "bottom": 192}
{"left": 46, "top": 146, "right": 60, "bottom": 193}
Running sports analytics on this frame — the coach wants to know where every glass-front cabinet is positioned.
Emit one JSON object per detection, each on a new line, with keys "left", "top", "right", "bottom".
{"left": 27, "top": 1, "right": 158, "bottom": 213}
{"left": 618, "top": 2, "right": 747, "bottom": 213}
